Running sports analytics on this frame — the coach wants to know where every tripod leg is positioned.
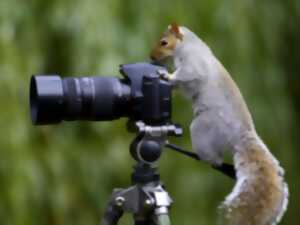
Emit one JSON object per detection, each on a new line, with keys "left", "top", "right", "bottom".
{"left": 133, "top": 213, "right": 170, "bottom": 225}
{"left": 156, "top": 214, "right": 171, "bottom": 225}
{"left": 101, "top": 201, "right": 123, "bottom": 225}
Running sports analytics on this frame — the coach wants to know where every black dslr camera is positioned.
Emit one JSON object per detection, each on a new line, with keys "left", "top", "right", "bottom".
{"left": 30, "top": 62, "right": 172, "bottom": 126}
{"left": 31, "top": 61, "right": 184, "bottom": 173}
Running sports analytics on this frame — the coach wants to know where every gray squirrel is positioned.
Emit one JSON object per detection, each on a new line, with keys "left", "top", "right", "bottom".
{"left": 150, "top": 23, "right": 288, "bottom": 225}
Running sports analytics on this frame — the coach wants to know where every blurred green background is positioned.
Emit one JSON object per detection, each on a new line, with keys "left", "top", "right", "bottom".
{"left": 0, "top": 0, "right": 299, "bottom": 224}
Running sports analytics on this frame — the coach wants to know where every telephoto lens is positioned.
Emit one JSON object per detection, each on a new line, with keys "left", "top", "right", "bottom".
{"left": 30, "top": 75, "right": 130, "bottom": 125}
{"left": 30, "top": 62, "right": 172, "bottom": 125}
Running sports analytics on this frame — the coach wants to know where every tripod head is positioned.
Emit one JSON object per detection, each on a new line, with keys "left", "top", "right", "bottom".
{"left": 128, "top": 121, "right": 182, "bottom": 183}
{"left": 129, "top": 121, "right": 182, "bottom": 164}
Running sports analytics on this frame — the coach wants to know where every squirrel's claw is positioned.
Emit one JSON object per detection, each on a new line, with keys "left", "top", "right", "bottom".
{"left": 157, "top": 69, "right": 174, "bottom": 81}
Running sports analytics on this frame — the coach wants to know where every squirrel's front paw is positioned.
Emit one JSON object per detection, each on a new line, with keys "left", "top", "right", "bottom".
{"left": 157, "top": 70, "right": 174, "bottom": 81}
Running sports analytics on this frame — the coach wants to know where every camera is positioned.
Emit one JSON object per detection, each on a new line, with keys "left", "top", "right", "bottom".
{"left": 30, "top": 62, "right": 172, "bottom": 125}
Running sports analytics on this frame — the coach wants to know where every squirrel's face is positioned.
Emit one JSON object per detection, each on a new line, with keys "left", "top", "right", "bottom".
{"left": 150, "top": 23, "right": 183, "bottom": 62}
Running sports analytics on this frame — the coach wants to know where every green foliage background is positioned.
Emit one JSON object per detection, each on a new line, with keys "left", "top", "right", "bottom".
{"left": 0, "top": 0, "right": 299, "bottom": 224}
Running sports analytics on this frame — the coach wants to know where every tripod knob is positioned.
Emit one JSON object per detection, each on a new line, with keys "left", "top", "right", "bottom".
{"left": 130, "top": 135, "right": 163, "bottom": 164}
{"left": 139, "top": 140, "right": 162, "bottom": 163}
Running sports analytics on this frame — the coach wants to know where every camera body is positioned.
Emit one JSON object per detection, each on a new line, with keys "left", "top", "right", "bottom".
{"left": 30, "top": 62, "right": 172, "bottom": 125}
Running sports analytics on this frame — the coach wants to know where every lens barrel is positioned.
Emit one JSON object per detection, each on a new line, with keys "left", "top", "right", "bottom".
{"left": 30, "top": 75, "right": 130, "bottom": 125}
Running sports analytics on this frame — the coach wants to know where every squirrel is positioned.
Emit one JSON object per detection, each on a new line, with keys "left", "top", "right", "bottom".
{"left": 150, "top": 23, "right": 289, "bottom": 225}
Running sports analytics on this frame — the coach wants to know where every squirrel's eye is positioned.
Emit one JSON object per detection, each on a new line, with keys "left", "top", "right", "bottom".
{"left": 160, "top": 40, "right": 168, "bottom": 46}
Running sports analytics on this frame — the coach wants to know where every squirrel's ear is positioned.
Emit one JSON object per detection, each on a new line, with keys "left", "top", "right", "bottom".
{"left": 168, "top": 22, "right": 183, "bottom": 40}
{"left": 169, "top": 22, "right": 180, "bottom": 34}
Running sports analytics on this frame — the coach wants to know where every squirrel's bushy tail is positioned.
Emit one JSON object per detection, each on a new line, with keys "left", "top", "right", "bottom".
{"left": 220, "top": 135, "right": 288, "bottom": 225}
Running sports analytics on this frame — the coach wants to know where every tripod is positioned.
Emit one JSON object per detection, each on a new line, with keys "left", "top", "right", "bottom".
{"left": 100, "top": 121, "right": 236, "bottom": 225}
{"left": 101, "top": 121, "right": 182, "bottom": 225}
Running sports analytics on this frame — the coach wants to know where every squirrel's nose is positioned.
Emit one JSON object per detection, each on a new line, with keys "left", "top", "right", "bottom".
{"left": 150, "top": 53, "right": 156, "bottom": 61}
{"left": 150, "top": 52, "right": 161, "bottom": 63}
{"left": 150, "top": 48, "right": 160, "bottom": 61}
